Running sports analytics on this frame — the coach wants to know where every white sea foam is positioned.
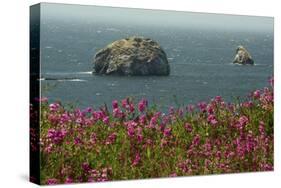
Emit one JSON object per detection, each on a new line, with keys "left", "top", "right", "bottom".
{"left": 57, "top": 79, "right": 87, "bottom": 82}
{"left": 77, "top": 71, "right": 92, "bottom": 75}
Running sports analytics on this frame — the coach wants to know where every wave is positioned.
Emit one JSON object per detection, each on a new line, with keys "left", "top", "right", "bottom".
{"left": 39, "top": 77, "right": 87, "bottom": 82}
{"left": 57, "top": 79, "right": 87, "bottom": 82}
{"left": 230, "top": 63, "right": 267, "bottom": 67}
{"left": 76, "top": 71, "right": 92, "bottom": 75}
{"left": 43, "top": 71, "right": 92, "bottom": 76}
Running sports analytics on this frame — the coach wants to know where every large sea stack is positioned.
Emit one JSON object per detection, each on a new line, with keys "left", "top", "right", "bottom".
{"left": 93, "top": 37, "right": 170, "bottom": 76}
{"left": 233, "top": 46, "right": 254, "bottom": 65}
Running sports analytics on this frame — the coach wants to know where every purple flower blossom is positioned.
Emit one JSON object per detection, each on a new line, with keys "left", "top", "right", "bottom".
{"left": 49, "top": 103, "right": 60, "bottom": 112}
{"left": 149, "top": 116, "right": 158, "bottom": 127}
{"left": 214, "top": 96, "right": 223, "bottom": 103}
{"left": 129, "top": 103, "right": 135, "bottom": 113}
{"left": 192, "top": 134, "right": 200, "bottom": 146}
{"left": 187, "top": 104, "right": 195, "bottom": 113}
{"left": 197, "top": 102, "right": 207, "bottom": 112}
{"left": 238, "top": 115, "right": 249, "bottom": 127}
{"left": 127, "top": 126, "right": 135, "bottom": 137}
{"left": 103, "top": 116, "right": 109, "bottom": 125}
{"left": 207, "top": 104, "right": 214, "bottom": 114}
{"left": 253, "top": 90, "right": 261, "bottom": 99}
{"left": 65, "top": 177, "right": 73, "bottom": 184}
{"left": 75, "top": 117, "right": 83, "bottom": 125}
{"left": 136, "top": 127, "right": 143, "bottom": 143}
{"left": 163, "top": 127, "right": 172, "bottom": 137}
{"left": 46, "top": 178, "right": 58, "bottom": 185}
{"left": 184, "top": 122, "right": 193, "bottom": 133}
{"left": 113, "top": 108, "right": 123, "bottom": 118}
{"left": 82, "top": 162, "right": 91, "bottom": 172}
{"left": 178, "top": 108, "right": 184, "bottom": 117}
{"left": 138, "top": 99, "right": 148, "bottom": 112}
{"left": 260, "top": 163, "right": 273, "bottom": 171}
{"left": 47, "top": 128, "right": 67, "bottom": 144}
{"left": 132, "top": 153, "right": 141, "bottom": 166}
{"left": 162, "top": 115, "right": 170, "bottom": 126}
{"left": 59, "top": 113, "right": 71, "bottom": 124}
{"left": 242, "top": 101, "right": 254, "bottom": 108}
{"left": 121, "top": 98, "right": 129, "bottom": 109}
{"left": 169, "top": 106, "right": 175, "bottom": 114}
{"left": 90, "top": 133, "right": 97, "bottom": 144}
{"left": 139, "top": 114, "right": 146, "bottom": 125}
{"left": 74, "top": 137, "right": 83, "bottom": 145}
{"left": 112, "top": 100, "right": 118, "bottom": 109}
{"left": 259, "top": 121, "right": 265, "bottom": 135}
{"left": 207, "top": 114, "right": 218, "bottom": 125}
{"left": 105, "top": 132, "right": 117, "bottom": 145}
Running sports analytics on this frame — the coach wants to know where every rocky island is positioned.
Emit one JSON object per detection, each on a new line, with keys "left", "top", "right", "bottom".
{"left": 93, "top": 37, "right": 170, "bottom": 76}
{"left": 233, "top": 45, "right": 254, "bottom": 65}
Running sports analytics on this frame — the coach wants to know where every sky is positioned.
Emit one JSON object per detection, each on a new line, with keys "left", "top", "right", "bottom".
{"left": 40, "top": 3, "right": 274, "bottom": 32}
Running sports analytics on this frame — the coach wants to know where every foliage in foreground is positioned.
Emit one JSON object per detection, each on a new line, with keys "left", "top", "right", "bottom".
{"left": 34, "top": 78, "right": 274, "bottom": 185}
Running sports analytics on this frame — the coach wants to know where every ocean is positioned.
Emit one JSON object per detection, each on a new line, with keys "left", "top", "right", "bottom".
{"left": 40, "top": 13, "right": 273, "bottom": 111}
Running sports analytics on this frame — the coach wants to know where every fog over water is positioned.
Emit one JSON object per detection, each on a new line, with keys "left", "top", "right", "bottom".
{"left": 41, "top": 3, "right": 273, "bottom": 32}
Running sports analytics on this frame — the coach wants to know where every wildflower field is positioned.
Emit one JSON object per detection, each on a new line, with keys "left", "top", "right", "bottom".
{"left": 35, "top": 78, "right": 274, "bottom": 185}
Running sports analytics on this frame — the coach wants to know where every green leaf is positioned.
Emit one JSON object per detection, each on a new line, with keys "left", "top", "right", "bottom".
{"left": 147, "top": 147, "right": 151, "bottom": 159}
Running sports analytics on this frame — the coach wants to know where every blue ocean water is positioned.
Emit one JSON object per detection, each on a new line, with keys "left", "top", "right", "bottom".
{"left": 40, "top": 17, "right": 273, "bottom": 110}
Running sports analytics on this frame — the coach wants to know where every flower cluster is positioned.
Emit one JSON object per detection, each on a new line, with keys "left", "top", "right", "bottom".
{"left": 38, "top": 78, "right": 274, "bottom": 185}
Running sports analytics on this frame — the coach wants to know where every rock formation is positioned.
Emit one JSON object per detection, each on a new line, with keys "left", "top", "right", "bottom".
{"left": 233, "top": 46, "right": 254, "bottom": 65}
{"left": 93, "top": 37, "right": 170, "bottom": 76}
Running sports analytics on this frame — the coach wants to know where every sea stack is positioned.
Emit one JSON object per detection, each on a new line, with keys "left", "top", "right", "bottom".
{"left": 233, "top": 46, "right": 254, "bottom": 65}
{"left": 93, "top": 36, "right": 170, "bottom": 76}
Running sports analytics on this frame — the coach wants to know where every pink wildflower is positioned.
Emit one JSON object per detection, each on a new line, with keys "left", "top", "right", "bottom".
{"left": 149, "top": 116, "right": 158, "bottom": 127}
{"left": 49, "top": 103, "right": 60, "bottom": 112}
{"left": 197, "top": 101, "right": 207, "bottom": 112}
{"left": 105, "top": 132, "right": 117, "bottom": 145}
{"left": 74, "top": 137, "right": 83, "bottom": 145}
{"left": 207, "top": 114, "right": 218, "bottom": 125}
{"left": 139, "top": 114, "right": 146, "bottom": 125}
{"left": 238, "top": 115, "right": 249, "bottom": 127}
{"left": 121, "top": 98, "right": 129, "bottom": 109}
{"left": 65, "top": 177, "right": 73, "bottom": 184}
{"left": 82, "top": 162, "right": 91, "bottom": 172}
{"left": 192, "top": 134, "right": 200, "bottom": 146}
{"left": 138, "top": 99, "right": 148, "bottom": 112}
{"left": 259, "top": 121, "right": 265, "bottom": 135}
{"left": 102, "top": 116, "right": 109, "bottom": 125}
{"left": 112, "top": 100, "right": 118, "bottom": 109}
{"left": 184, "top": 122, "right": 193, "bottom": 133}
{"left": 129, "top": 103, "right": 135, "bottom": 113}
{"left": 163, "top": 127, "right": 172, "bottom": 137}
{"left": 132, "top": 153, "right": 141, "bottom": 166}
{"left": 46, "top": 178, "right": 58, "bottom": 185}
{"left": 253, "top": 90, "right": 261, "bottom": 99}
{"left": 186, "top": 104, "right": 195, "bottom": 113}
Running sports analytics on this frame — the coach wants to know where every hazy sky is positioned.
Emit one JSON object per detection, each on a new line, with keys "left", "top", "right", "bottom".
{"left": 40, "top": 3, "right": 274, "bottom": 32}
